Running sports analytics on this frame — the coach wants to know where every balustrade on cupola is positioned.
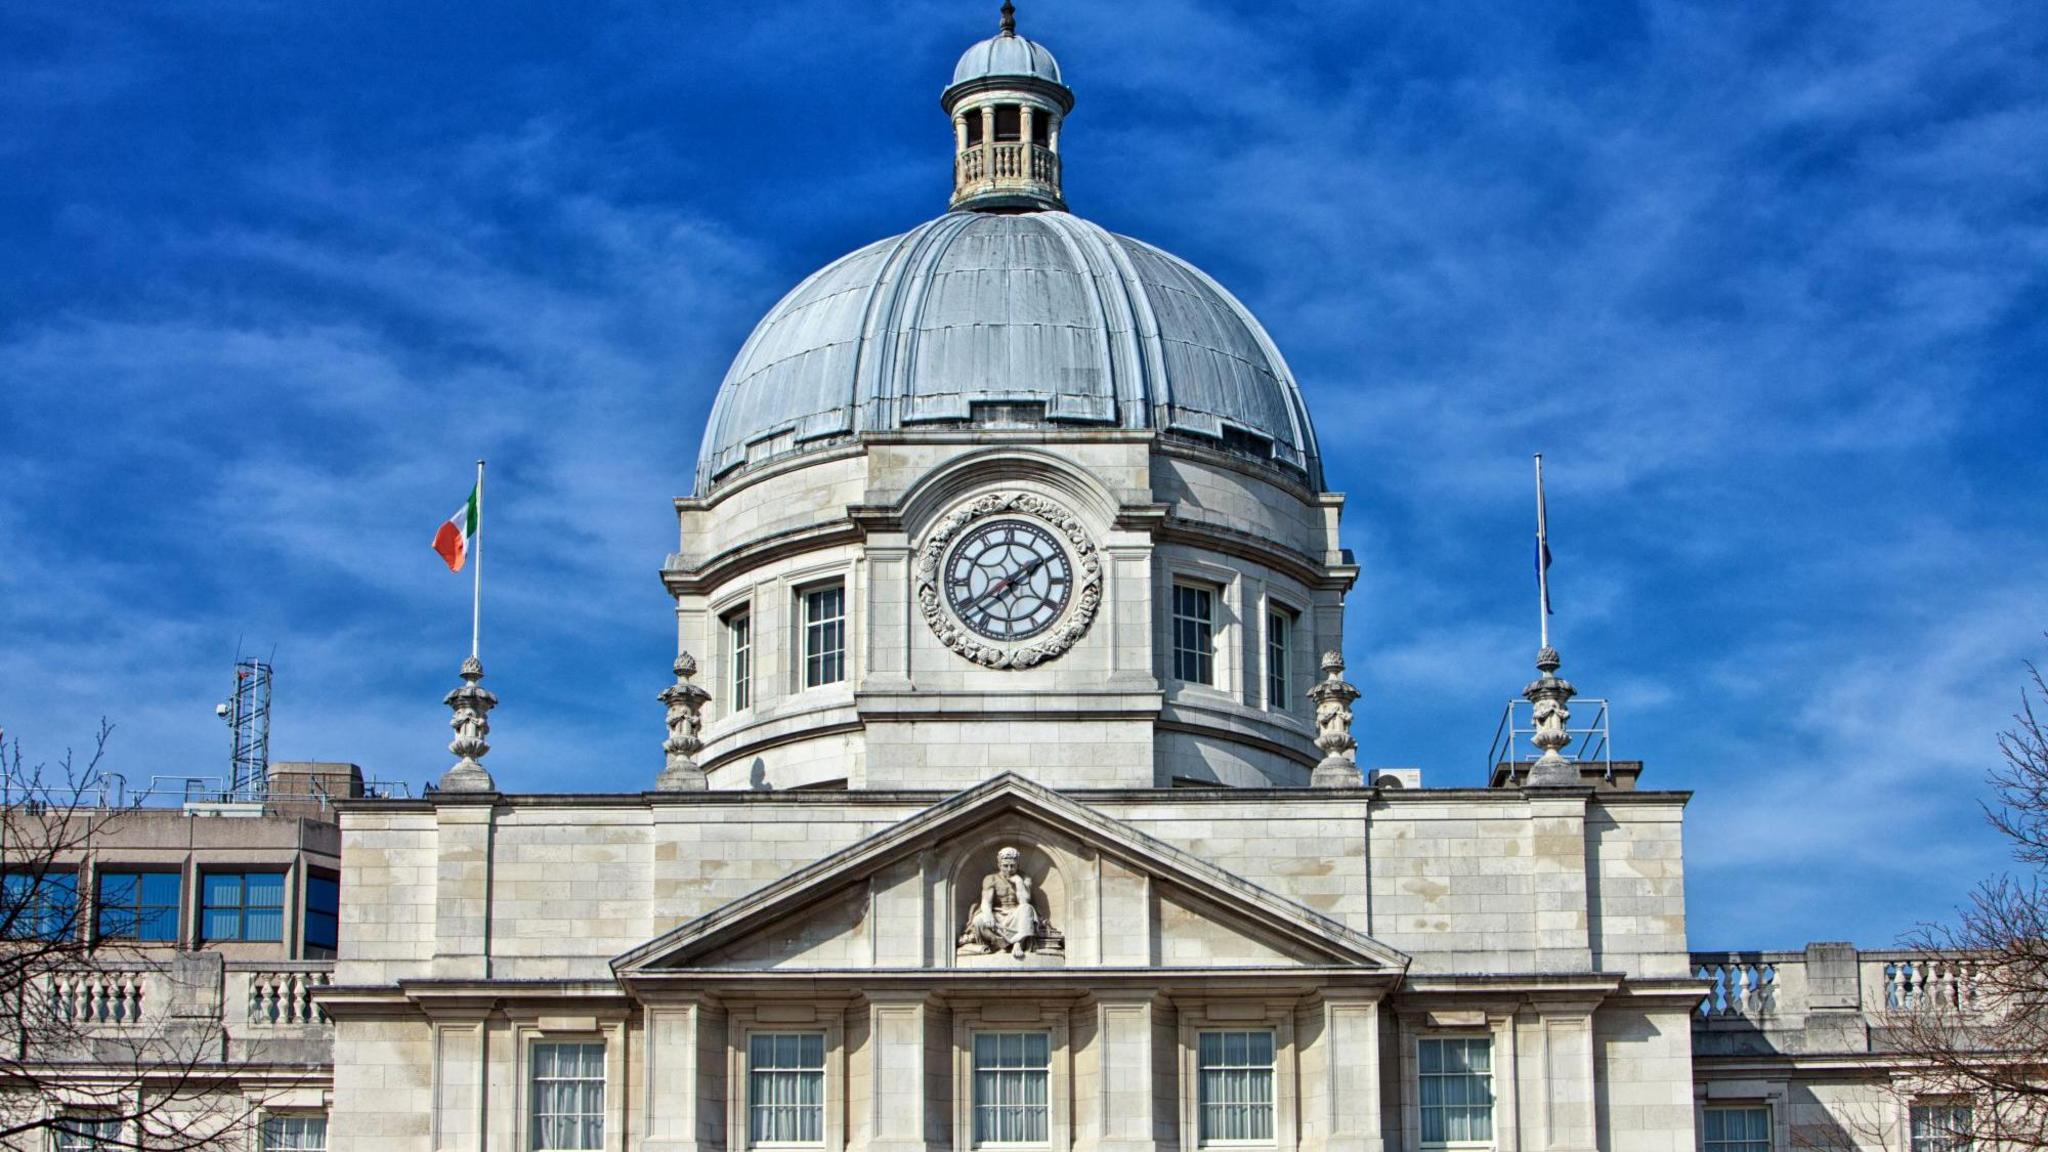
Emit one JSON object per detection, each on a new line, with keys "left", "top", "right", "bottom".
{"left": 945, "top": 2, "right": 1071, "bottom": 213}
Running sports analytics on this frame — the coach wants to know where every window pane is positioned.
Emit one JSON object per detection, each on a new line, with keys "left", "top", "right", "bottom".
{"left": 747, "top": 1032, "right": 825, "bottom": 1146}
{"left": 203, "top": 873, "right": 243, "bottom": 906}
{"left": 1704, "top": 1107, "right": 1770, "bottom": 1152}
{"left": 246, "top": 872, "right": 286, "bottom": 908}
{"left": 532, "top": 1043, "right": 605, "bottom": 1151}
{"left": 1420, "top": 1038, "right": 1493, "bottom": 1147}
{"left": 307, "top": 876, "right": 339, "bottom": 914}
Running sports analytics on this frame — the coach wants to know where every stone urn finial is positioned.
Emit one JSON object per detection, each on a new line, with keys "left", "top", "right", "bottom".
{"left": 1307, "top": 650, "right": 1363, "bottom": 788}
{"left": 440, "top": 655, "right": 498, "bottom": 792}
{"left": 656, "top": 652, "right": 712, "bottom": 792}
{"left": 1521, "top": 646, "right": 1579, "bottom": 787}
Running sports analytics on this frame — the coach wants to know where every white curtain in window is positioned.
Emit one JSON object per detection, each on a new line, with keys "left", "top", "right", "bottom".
{"left": 973, "top": 1032, "right": 1050, "bottom": 1145}
{"left": 749, "top": 1032, "right": 826, "bottom": 1144}
{"left": 1198, "top": 1031, "right": 1275, "bottom": 1143}
{"left": 532, "top": 1042, "right": 606, "bottom": 1151}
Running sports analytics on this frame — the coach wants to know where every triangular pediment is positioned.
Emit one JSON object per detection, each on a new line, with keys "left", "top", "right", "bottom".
{"left": 612, "top": 774, "right": 1408, "bottom": 975}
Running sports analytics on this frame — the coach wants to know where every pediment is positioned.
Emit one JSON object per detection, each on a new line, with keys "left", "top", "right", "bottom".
{"left": 612, "top": 774, "right": 1408, "bottom": 975}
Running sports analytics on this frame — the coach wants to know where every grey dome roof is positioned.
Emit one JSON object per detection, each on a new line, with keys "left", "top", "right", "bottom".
{"left": 696, "top": 211, "right": 1323, "bottom": 492}
{"left": 951, "top": 33, "right": 1062, "bottom": 87}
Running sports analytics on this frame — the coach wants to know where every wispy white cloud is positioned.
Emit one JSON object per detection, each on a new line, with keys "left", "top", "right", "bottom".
{"left": 0, "top": 0, "right": 2041, "bottom": 951}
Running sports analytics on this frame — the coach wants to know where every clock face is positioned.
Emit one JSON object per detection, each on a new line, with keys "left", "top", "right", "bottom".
{"left": 943, "top": 518, "right": 1074, "bottom": 641}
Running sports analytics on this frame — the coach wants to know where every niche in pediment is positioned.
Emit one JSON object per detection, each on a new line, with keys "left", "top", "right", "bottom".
{"left": 953, "top": 842, "right": 1066, "bottom": 966}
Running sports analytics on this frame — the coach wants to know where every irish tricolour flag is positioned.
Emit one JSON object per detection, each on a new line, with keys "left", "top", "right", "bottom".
{"left": 433, "top": 484, "right": 480, "bottom": 572}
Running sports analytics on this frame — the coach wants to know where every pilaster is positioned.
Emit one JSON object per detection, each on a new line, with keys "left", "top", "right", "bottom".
{"left": 429, "top": 1009, "right": 490, "bottom": 1152}
{"left": 1084, "top": 992, "right": 1172, "bottom": 1152}
{"left": 867, "top": 992, "right": 943, "bottom": 1152}
{"left": 431, "top": 797, "right": 496, "bottom": 980}
{"left": 1302, "top": 995, "right": 1384, "bottom": 1152}
{"left": 643, "top": 997, "right": 722, "bottom": 1152}
{"left": 1527, "top": 792, "right": 1592, "bottom": 973}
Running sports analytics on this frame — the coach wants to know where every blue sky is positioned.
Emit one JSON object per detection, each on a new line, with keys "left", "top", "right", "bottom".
{"left": 2, "top": 0, "right": 2044, "bottom": 950}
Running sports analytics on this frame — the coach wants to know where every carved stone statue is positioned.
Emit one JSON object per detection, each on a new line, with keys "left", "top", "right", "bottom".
{"left": 958, "top": 847, "right": 1063, "bottom": 959}
{"left": 656, "top": 652, "right": 711, "bottom": 792}
{"left": 1307, "top": 650, "right": 1363, "bottom": 788}
{"left": 1521, "top": 646, "right": 1579, "bottom": 787}
{"left": 440, "top": 656, "right": 498, "bottom": 792}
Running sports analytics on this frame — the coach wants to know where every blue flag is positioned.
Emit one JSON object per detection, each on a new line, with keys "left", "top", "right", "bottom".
{"left": 1535, "top": 539, "right": 1553, "bottom": 615}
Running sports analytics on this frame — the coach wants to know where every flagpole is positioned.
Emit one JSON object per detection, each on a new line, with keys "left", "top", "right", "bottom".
{"left": 1534, "top": 452, "right": 1550, "bottom": 651}
{"left": 472, "top": 459, "right": 485, "bottom": 661}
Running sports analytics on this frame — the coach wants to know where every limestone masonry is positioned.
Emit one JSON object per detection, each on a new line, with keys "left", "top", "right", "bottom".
{"left": 2, "top": 9, "right": 1974, "bottom": 1152}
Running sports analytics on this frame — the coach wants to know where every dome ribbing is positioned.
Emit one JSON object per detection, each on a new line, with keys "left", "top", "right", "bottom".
{"left": 695, "top": 212, "right": 1322, "bottom": 493}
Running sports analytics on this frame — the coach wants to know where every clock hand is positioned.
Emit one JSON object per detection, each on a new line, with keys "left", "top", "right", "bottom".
{"left": 965, "top": 554, "right": 1049, "bottom": 614}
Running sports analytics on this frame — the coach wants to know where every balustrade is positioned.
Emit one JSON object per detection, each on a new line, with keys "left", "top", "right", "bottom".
{"left": 1884, "top": 957, "right": 1979, "bottom": 1012}
{"left": 1696, "top": 958, "right": 1777, "bottom": 1018}
{"left": 49, "top": 970, "right": 147, "bottom": 1025}
{"left": 245, "top": 967, "right": 331, "bottom": 1026}
{"left": 955, "top": 142, "right": 1060, "bottom": 194}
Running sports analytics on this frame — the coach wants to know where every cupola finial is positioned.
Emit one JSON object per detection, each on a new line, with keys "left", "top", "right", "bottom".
{"left": 1000, "top": 1, "right": 1016, "bottom": 36}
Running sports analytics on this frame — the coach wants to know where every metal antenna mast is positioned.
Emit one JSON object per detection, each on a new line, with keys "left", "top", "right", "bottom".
{"left": 219, "top": 657, "right": 273, "bottom": 801}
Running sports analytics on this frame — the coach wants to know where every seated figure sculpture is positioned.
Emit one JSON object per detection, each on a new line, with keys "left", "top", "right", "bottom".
{"left": 958, "top": 846, "right": 1063, "bottom": 959}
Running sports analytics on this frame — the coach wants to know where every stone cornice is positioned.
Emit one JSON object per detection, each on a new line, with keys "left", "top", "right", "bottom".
{"left": 661, "top": 520, "right": 863, "bottom": 596}
{"left": 330, "top": 785, "right": 1694, "bottom": 815}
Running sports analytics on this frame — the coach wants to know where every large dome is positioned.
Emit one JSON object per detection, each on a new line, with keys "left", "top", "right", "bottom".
{"left": 696, "top": 211, "right": 1323, "bottom": 492}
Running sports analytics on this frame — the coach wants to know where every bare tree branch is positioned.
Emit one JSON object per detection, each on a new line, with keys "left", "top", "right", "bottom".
{"left": 0, "top": 723, "right": 313, "bottom": 1152}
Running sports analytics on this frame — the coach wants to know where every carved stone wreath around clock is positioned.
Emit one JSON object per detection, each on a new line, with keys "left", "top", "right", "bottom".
{"left": 916, "top": 492, "right": 1102, "bottom": 669}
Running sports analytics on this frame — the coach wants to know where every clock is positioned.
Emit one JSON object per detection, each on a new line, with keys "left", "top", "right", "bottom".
{"left": 943, "top": 518, "right": 1073, "bottom": 641}
{"left": 914, "top": 492, "right": 1103, "bottom": 669}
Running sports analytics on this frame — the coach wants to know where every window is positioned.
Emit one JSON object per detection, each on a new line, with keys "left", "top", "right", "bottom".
{"left": 53, "top": 1118, "right": 121, "bottom": 1151}
{"left": 1702, "top": 1106, "right": 1770, "bottom": 1152}
{"left": 1031, "top": 112, "right": 1050, "bottom": 146}
{"left": 1418, "top": 1037, "right": 1493, "bottom": 1146}
{"left": 1172, "top": 583, "right": 1216, "bottom": 686}
{"left": 748, "top": 1032, "right": 826, "bottom": 1145}
{"left": 802, "top": 585, "right": 846, "bottom": 688}
{"left": 1198, "top": 1030, "right": 1275, "bottom": 1144}
{"left": 200, "top": 872, "right": 285, "bottom": 942}
{"left": 304, "top": 874, "right": 339, "bottom": 951}
{"left": 993, "top": 104, "right": 1021, "bottom": 142}
{"left": 1911, "top": 1106, "right": 1972, "bottom": 1152}
{"left": 262, "top": 1115, "right": 329, "bottom": 1151}
{"left": 966, "top": 110, "right": 985, "bottom": 147}
{"left": 1266, "top": 609, "right": 1294, "bottom": 710}
{"left": 972, "top": 1032, "right": 1050, "bottom": 1146}
{"left": 728, "top": 609, "right": 753, "bottom": 711}
{"left": 97, "top": 870, "right": 180, "bottom": 942}
{"left": 531, "top": 1042, "right": 606, "bottom": 1151}
{"left": 2, "top": 869, "right": 77, "bottom": 940}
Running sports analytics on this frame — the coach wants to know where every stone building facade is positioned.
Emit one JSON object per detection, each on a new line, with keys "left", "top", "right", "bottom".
{"left": 0, "top": 9, "right": 1998, "bottom": 1152}
{"left": 324, "top": 13, "right": 1700, "bottom": 1152}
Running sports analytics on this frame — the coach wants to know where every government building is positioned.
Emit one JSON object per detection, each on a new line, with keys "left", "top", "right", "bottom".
{"left": 0, "top": 10, "right": 1987, "bottom": 1152}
